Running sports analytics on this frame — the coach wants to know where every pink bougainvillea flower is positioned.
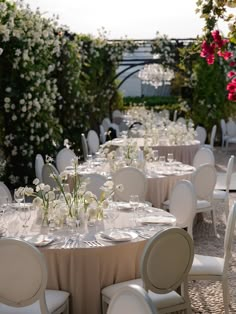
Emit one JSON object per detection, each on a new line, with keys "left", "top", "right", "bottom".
{"left": 217, "top": 50, "right": 233, "bottom": 60}
{"left": 226, "top": 81, "right": 236, "bottom": 92}
{"left": 228, "top": 92, "right": 236, "bottom": 101}
{"left": 227, "top": 71, "right": 236, "bottom": 78}
{"left": 229, "top": 61, "right": 236, "bottom": 67}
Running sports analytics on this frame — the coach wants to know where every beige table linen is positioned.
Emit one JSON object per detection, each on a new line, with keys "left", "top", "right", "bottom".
{"left": 108, "top": 138, "right": 200, "bottom": 165}
{"left": 42, "top": 240, "right": 146, "bottom": 314}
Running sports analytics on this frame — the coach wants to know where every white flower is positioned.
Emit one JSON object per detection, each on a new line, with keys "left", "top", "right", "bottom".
{"left": 33, "top": 178, "right": 40, "bottom": 185}
{"left": 48, "top": 191, "right": 55, "bottom": 201}
{"left": 33, "top": 197, "right": 43, "bottom": 208}
{"left": 24, "top": 187, "right": 34, "bottom": 195}
{"left": 43, "top": 185, "right": 50, "bottom": 193}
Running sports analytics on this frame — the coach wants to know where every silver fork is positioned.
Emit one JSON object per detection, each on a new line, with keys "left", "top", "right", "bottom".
{"left": 84, "top": 240, "right": 104, "bottom": 247}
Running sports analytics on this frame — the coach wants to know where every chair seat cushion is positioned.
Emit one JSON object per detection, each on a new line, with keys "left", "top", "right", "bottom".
{"left": 0, "top": 289, "right": 69, "bottom": 314}
{"left": 196, "top": 200, "right": 211, "bottom": 210}
{"left": 189, "top": 254, "right": 224, "bottom": 277}
{"left": 213, "top": 190, "right": 227, "bottom": 200}
{"left": 102, "top": 278, "right": 185, "bottom": 310}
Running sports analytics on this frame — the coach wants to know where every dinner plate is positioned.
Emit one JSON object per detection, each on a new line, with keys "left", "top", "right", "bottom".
{"left": 24, "top": 235, "right": 55, "bottom": 247}
{"left": 137, "top": 215, "right": 176, "bottom": 225}
{"left": 96, "top": 230, "right": 138, "bottom": 242}
{"left": 10, "top": 203, "right": 32, "bottom": 209}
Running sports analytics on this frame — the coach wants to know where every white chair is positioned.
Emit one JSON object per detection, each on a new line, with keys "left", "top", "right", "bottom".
{"left": 102, "top": 227, "right": 194, "bottom": 314}
{"left": 56, "top": 148, "right": 76, "bottom": 173}
{"left": 225, "top": 120, "right": 236, "bottom": 151}
{"left": 213, "top": 155, "right": 234, "bottom": 219}
{"left": 0, "top": 237, "right": 69, "bottom": 314}
{"left": 195, "top": 126, "right": 207, "bottom": 145}
{"left": 220, "top": 119, "right": 230, "bottom": 149}
{"left": 176, "top": 117, "right": 186, "bottom": 125}
{"left": 112, "top": 167, "right": 147, "bottom": 202}
{"left": 169, "top": 180, "right": 196, "bottom": 238}
{"left": 83, "top": 173, "right": 107, "bottom": 199}
{"left": 35, "top": 154, "right": 44, "bottom": 182}
{"left": 100, "top": 125, "right": 106, "bottom": 144}
{"left": 0, "top": 182, "right": 12, "bottom": 203}
{"left": 188, "top": 202, "right": 236, "bottom": 314}
{"left": 192, "top": 147, "right": 215, "bottom": 168}
{"left": 42, "top": 164, "right": 60, "bottom": 189}
{"left": 192, "top": 164, "right": 217, "bottom": 236}
{"left": 107, "top": 285, "right": 157, "bottom": 314}
{"left": 173, "top": 109, "right": 177, "bottom": 122}
{"left": 102, "top": 117, "right": 112, "bottom": 133}
{"left": 87, "top": 130, "right": 100, "bottom": 155}
{"left": 81, "top": 133, "right": 88, "bottom": 161}
{"left": 203, "top": 124, "right": 217, "bottom": 150}
{"left": 112, "top": 110, "right": 123, "bottom": 125}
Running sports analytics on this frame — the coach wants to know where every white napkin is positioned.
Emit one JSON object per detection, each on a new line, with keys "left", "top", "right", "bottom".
{"left": 101, "top": 230, "right": 132, "bottom": 241}
{"left": 138, "top": 216, "right": 176, "bottom": 225}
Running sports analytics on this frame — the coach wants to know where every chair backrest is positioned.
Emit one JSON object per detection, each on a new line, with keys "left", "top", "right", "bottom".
{"left": 141, "top": 227, "right": 194, "bottom": 294}
{"left": 112, "top": 110, "right": 122, "bottom": 125}
{"left": 42, "top": 164, "right": 60, "bottom": 189}
{"left": 226, "top": 120, "right": 236, "bottom": 136}
{"left": 192, "top": 147, "right": 215, "bottom": 168}
{"left": 0, "top": 182, "right": 12, "bottom": 203}
{"left": 169, "top": 180, "right": 196, "bottom": 233}
{"left": 83, "top": 173, "right": 107, "bottom": 199}
{"left": 176, "top": 117, "right": 186, "bottom": 125}
{"left": 225, "top": 155, "right": 235, "bottom": 193}
{"left": 223, "top": 203, "right": 236, "bottom": 272}
{"left": 209, "top": 125, "right": 217, "bottom": 148}
{"left": 56, "top": 148, "right": 76, "bottom": 173}
{"left": 173, "top": 110, "right": 178, "bottom": 122}
{"left": 0, "top": 238, "right": 49, "bottom": 313}
{"left": 102, "top": 117, "right": 111, "bottom": 132}
{"left": 192, "top": 164, "right": 217, "bottom": 201}
{"left": 195, "top": 126, "right": 207, "bottom": 144}
{"left": 99, "top": 124, "right": 106, "bottom": 144}
{"left": 87, "top": 130, "right": 100, "bottom": 155}
{"left": 35, "top": 154, "right": 44, "bottom": 182}
{"left": 113, "top": 167, "right": 147, "bottom": 202}
{"left": 107, "top": 285, "right": 157, "bottom": 314}
{"left": 81, "top": 133, "right": 89, "bottom": 161}
{"left": 220, "top": 119, "right": 227, "bottom": 136}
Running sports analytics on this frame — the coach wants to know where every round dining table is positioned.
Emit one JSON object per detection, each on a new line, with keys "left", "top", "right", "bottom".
{"left": 5, "top": 203, "right": 176, "bottom": 314}
{"left": 107, "top": 138, "right": 200, "bottom": 165}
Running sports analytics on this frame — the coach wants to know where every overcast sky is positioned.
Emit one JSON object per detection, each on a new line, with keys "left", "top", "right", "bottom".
{"left": 25, "top": 0, "right": 230, "bottom": 39}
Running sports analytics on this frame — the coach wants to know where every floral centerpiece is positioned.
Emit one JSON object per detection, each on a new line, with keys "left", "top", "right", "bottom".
{"left": 17, "top": 156, "right": 123, "bottom": 226}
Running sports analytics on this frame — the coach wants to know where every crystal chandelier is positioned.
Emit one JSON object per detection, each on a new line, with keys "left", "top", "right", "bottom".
{"left": 138, "top": 63, "right": 174, "bottom": 88}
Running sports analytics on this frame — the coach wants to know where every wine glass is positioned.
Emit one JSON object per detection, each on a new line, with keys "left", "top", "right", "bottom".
{"left": 153, "top": 150, "right": 159, "bottom": 162}
{"left": 167, "top": 153, "right": 174, "bottom": 163}
{"left": 129, "top": 195, "right": 139, "bottom": 225}
{"left": 14, "top": 188, "right": 24, "bottom": 205}
{"left": 18, "top": 205, "right": 31, "bottom": 228}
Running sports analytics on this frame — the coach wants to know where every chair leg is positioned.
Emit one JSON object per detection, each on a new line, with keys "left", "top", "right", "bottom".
{"left": 225, "top": 200, "right": 229, "bottom": 222}
{"left": 102, "top": 296, "right": 109, "bottom": 314}
{"left": 222, "top": 278, "right": 230, "bottom": 314}
{"left": 211, "top": 210, "right": 217, "bottom": 236}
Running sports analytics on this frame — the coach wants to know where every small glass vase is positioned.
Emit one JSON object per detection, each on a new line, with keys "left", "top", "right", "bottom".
{"left": 41, "top": 210, "right": 49, "bottom": 227}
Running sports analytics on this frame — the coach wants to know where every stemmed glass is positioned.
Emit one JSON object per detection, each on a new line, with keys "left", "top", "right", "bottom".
{"left": 153, "top": 150, "right": 159, "bottom": 162}
{"left": 129, "top": 195, "right": 139, "bottom": 225}
{"left": 14, "top": 188, "right": 24, "bottom": 205}
{"left": 167, "top": 153, "right": 174, "bottom": 163}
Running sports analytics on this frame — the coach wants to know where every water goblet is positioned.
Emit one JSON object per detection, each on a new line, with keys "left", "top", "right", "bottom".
{"left": 129, "top": 195, "right": 139, "bottom": 225}
{"left": 18, "top": 205, "right": 31, "bottom": 229}
{"left": 159, "top": 156, "right": 166, "bottom": 168}
{"left": 167, "top": 153, "right": 174, "bottom": 163}
{"left": 14, "top": 188, "right": 24, "bottom": 205}
{"left": 153, "top": 150, "right": 159, "bottom": 162}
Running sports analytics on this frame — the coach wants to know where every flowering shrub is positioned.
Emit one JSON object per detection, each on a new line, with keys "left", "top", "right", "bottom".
{"left": 0, "top": 0, "right": 136, "bottom": 187}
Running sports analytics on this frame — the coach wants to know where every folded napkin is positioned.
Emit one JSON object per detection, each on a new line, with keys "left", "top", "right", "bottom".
{"left": 100, "top": 230, "right": 132, "bottom": 241}
{"left": 138, "top": 216, "right": 176, "bottom": 225}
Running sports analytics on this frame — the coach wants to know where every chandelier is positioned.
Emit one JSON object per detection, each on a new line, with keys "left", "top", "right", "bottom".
{"left": 138, "top": 64, "right": 174, "bottom": 88}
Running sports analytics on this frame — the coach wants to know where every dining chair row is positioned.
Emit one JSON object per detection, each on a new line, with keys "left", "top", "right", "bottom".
{"left": 104, "top": 203, "right": 236, "bottom": 314}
